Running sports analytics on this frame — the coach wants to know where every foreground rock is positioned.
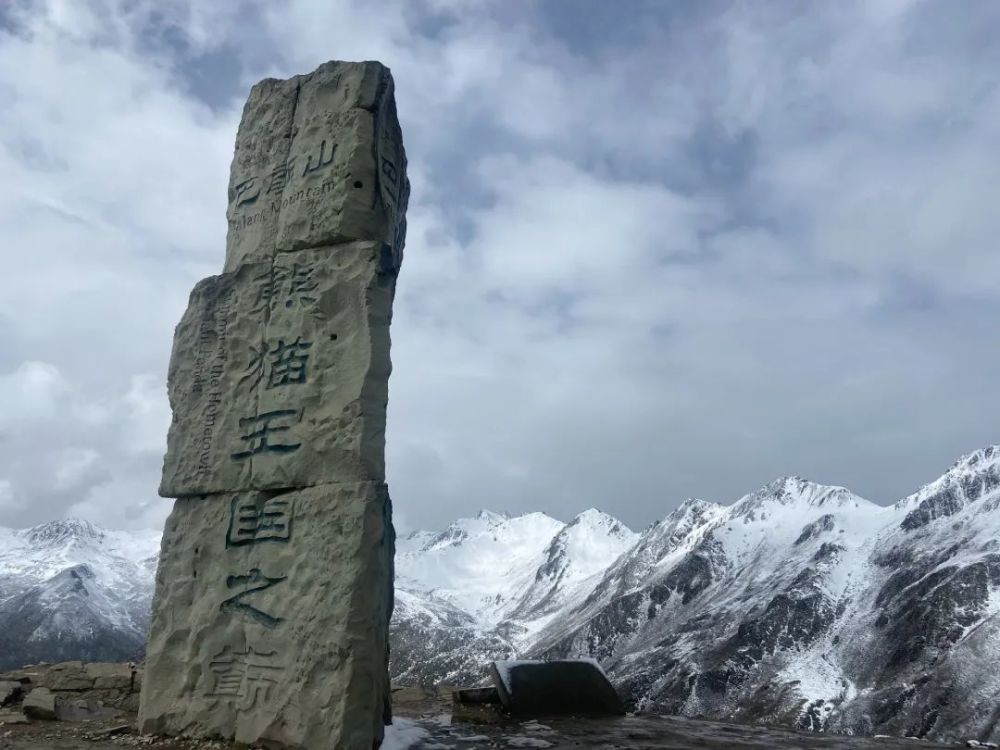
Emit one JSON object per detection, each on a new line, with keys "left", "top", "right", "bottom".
{"left": 0, "top": 661, "right": 141, "bottom": 725}
{"left": 20, "top": 689, "right": 56, "bottom": 721}
{"left": 140, "top": 59, "right": 407, "bottom": 749}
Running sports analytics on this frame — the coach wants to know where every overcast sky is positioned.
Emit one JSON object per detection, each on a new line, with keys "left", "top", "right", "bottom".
{"left": 0, "top": 0, "right": 997, "bottom": 534}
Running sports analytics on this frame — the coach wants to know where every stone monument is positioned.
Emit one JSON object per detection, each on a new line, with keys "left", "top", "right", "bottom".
{"left": 139, "top": 61, "right": 408, "bottom": 749}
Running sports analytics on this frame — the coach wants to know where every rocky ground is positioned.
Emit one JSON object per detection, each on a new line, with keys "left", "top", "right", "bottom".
{"left": 0, "top": 663, "right": 986, "bottom": 749}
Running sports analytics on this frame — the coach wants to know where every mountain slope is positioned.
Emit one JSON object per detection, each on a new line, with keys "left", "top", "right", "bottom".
{"left": 3, "top": 447, "right": 1000, "bottom": 744}
{"left": 0, "top": 519, "right": 160, "bottom": 669}
{"left": 527, "top": 448, "right": 1000, "bottom": 743}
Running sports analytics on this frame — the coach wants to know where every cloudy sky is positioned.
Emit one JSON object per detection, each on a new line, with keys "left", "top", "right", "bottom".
{"left": 0, "top": 0, "right": 997, "bottom": 534}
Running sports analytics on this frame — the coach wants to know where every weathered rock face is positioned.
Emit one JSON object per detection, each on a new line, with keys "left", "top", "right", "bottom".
{"left": 140, "top": 59, "right": 406, "bottom": 749}
{"left": 159, "top": 241, "right": 397, "bottom": 497}
{"left": 224, "top": 61, "right": 407, "bottom": 273}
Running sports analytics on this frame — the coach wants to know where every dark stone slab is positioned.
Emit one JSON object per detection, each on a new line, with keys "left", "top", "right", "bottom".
{"left": 489, "top": 660, "right": 625, "bottom": 718}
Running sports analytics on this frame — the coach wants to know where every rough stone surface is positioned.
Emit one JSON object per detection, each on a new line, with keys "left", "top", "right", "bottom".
{"left": 84, "top": 664, "right": 135, "bottom": 692}
{"left": 144, "top": 58, "right": 405, "bottom": 750}
{"left": 21, "top": 688, "right": 57, "bottom": 720}
{"left": 140, "top": 482, "right": 394, "bottom": 748}
{"left": 159, "top": 242, "right": 396, "bottom": 497}
{"left": 224, "top": 61, "right": 408, "bottom": 273}
{"left": 38, "top": 663, "right": 92, "bottom": 692}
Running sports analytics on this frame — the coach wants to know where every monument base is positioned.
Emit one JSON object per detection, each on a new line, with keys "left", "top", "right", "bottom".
{"left": 138, "top": 482, "right": 394, "bottom": 748}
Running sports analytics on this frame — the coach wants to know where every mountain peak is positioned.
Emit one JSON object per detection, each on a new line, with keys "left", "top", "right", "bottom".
{"left": 897, "top": 445, "right": 1000, "bottom": 529}
{"left": 762, "top": 476, "right": 860, "bottom": 506}
{"left": 475, "top": 509, "right": 509, "bottom": 524}
{"left": 569, "top": 508, "right": 616, "bottom": 526}
{"left": 945, "top": 445, "right": 999, "bottom": 477}
{"left": 20, "top": 518, "right": 105, "bottom": 546}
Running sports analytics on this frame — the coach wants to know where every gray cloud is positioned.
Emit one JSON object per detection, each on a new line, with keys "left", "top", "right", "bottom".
{"left": 0, "top": 0, "right": 997, "bottom": 534}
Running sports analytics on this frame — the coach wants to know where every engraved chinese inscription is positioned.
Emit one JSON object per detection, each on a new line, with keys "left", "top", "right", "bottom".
{"left": 252, "top": 262, "right": 319, "bottom": 314}
{"left": 230, "top": 177, "right": 260, "bottom": 208}
{"left": 227, "top": 496, "right": 293, "bottom": 547}
{"left": 267, "top": 159, "right": 295, "bottom": 196}
{"left": 239, "top": 338, "right": 312, "bottom": 392}
{"left": 206, "top": 646, "right": 283, "bottom": 711}
{"left": 231, "top": 410, "right": 302, "bottom": 460}
{"left": 220, "top": 569, "right": 287, "bottom": 629}
{"left": 302, "top": 139, "right": 336, "bottom": 176}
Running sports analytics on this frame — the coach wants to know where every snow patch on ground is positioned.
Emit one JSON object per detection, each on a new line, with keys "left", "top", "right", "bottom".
{"left": 381, "top": 718, "right": 430, "bottom": 749}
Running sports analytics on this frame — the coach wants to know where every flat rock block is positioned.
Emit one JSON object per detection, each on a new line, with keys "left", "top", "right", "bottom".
{"left": 139, "top": 481, "right": 395, "bottom": 749}
{"left": 490, "top": 660, "right": 625, "bottom": 718}
{"left": 159, "top": 241, "right": 397, "bottom": 497}
{"left": 21, "top": 687, "right": 57, "bottom": 720}
{"left": 38, "top": 662, "right": 92, "bottom": 691}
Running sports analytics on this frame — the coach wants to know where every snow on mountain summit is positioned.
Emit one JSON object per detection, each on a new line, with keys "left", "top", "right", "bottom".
{"left": 22, "top": 518, "right": 105, "bottom": 546}
{"left": 894, "top": 445, "right": 1000, "bottom": 530}
{"left": 503, "top": 510, "right": 639, "bottom": 636}
{"left": 5, "top": 447, "right": 1000, "bottom": 743}
{"left": 396, "top": 510, "right": 568, "bottom": 627}
{"left": 0, "top": 518, "right": 161, "bottom": 669}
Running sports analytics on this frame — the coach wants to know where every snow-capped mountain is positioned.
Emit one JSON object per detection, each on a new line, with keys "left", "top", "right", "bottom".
{"left": 0, "top": 519, "right": 160, "bottom": 669}
{"left": 391, "top": 508, "right": 638, "bottom": 684}
{"left": 3, "top": 447, "right": 1000, "bottom": 744}
{"left": 528, "top": 447, "right": 1000, "bottom": 743}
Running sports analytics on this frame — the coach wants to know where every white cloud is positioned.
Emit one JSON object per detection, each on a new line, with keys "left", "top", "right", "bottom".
{"left": 0, "top": 0, "right": 997, "bottom": 532}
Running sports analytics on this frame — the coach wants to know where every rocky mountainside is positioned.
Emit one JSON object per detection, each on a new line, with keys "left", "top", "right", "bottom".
{"left": 392, "top": 508, "right": 637, "bottom": 684}
{"left": 529, "top": 447, "right": 1000, "bottom": 743}
{"left": 0, "top": 520, "right": 160, "bottom": 669}
{"left": 2, "top": 447, "right": 1000, "bottom": 743}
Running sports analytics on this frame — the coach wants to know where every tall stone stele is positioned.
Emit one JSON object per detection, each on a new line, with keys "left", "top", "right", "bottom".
{"left": 139, "top": 60, "right": 408, "bottom": 749}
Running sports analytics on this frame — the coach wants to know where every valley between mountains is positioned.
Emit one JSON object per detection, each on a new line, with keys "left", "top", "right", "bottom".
{"left": 2, "top": 446, "right": 999, "bottom": 744}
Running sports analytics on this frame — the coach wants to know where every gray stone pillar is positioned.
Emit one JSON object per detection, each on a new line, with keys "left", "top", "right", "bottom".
{"left": 139, "top": 61, "right": 407, "bottom": 749}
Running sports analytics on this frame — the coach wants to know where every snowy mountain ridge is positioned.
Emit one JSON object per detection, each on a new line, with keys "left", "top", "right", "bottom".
{"left": 0, "top": 518, "right": 160, "bottom": 668}
{"left": 2, "top": 446, "right": 1000, "bottom": 743}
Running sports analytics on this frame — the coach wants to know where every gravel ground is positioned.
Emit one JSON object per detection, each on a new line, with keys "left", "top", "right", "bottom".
{"left": 0, "top": 688, "right": 969, "bottom": 750}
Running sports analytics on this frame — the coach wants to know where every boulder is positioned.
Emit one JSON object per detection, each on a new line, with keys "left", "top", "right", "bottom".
{"left": 39, "top": 662, "right": 92, "bottom": 691}
{"left": 0, "top": 680, "right": 23, "bottom": 706}
{"left": 21, "top": 687, "right": 57, "bottom": 720}
{"left": 0, "top": 710, "right": 29, "bottom": 725}
{"left": 85, "top": 662, "right": 134, "bottom": 691}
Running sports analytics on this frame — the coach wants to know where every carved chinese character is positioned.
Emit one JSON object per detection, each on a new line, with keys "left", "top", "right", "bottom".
{"left": 380, "top": 157, "right": 401, "bottom": 206}
{"left": 251, "top": 263, "right": 318, "bottom": 316}
{"left": 302, "top": 139, "right": 336, "bottom": 176}
{"left": 207, "top": 646, "right": 282, "bottom": 711}
{"left": 278, "top": 262, "right": 318, "bottom": 309}
{"left": 220, "top": 568, "right": 287, "bottom": 629}
{"left": 239, "top": 338, "right": 312, "bottom": 392}
{"left": 267, "top": 338, "right": 311, "bottom": 387}
{"left": 231, "top": 410, "right": 301, "bottom": 460}
{"left": 266, "top": 159, "right": 295, "bottom": 195}
{"left": 227, "top": 496, "right": 293, "bottom": 547}
{"left": 230, "top": 177, "right": 260, "bottom": 207}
